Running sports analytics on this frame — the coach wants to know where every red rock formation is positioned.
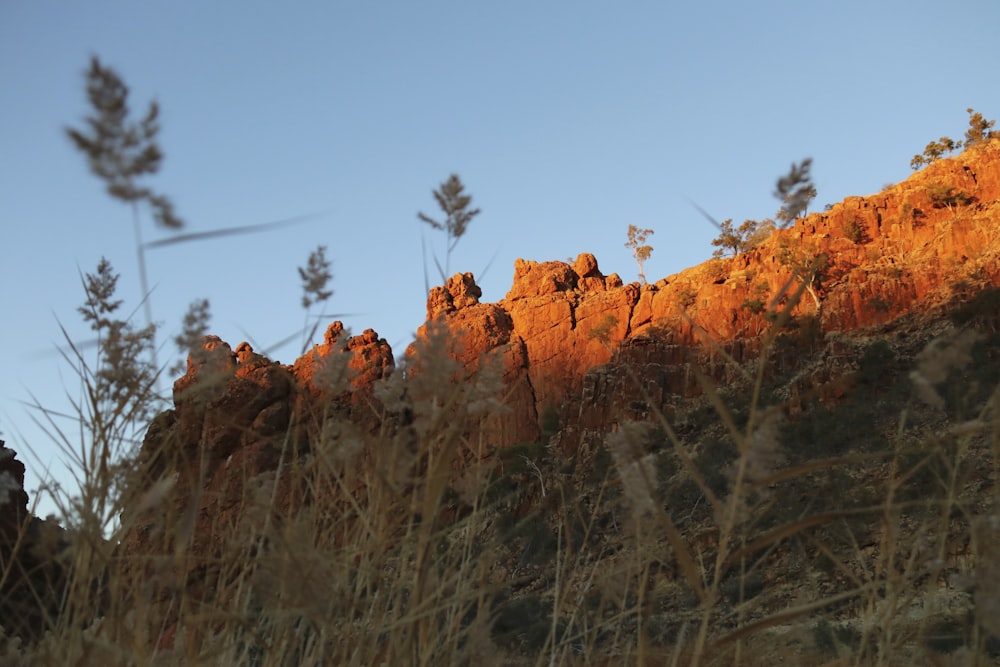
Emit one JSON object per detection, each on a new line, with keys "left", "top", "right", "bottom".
{"left": 408, "top": 253, "right": 641, "bottom": 447}
{"left": 413, "top": 140, "right": 1000, "bottom": 452}
{"left": 118, "top": 324, "right": 395, "bottom": 645}
{"left": 152, "top": 322, "right": 394, "bottom": 494}
{"left": 112, "top": 140, "right": 1000, "bottom": 647}
{"left": 291, "top": 321, "right": 395, "bottom": 396}
{"left": 126, "top": 142, "right": 1000, "bottom": 529}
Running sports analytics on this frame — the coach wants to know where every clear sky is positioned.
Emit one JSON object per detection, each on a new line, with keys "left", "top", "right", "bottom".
{"left": 2, "top": 1, "right": 999, "bottom": 520}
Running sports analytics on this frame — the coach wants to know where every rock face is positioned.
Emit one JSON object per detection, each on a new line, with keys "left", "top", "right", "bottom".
{"left": 0, "top": 441, "right": 29, "bottom": 544}
{"left": 107, "top": 141, "right": 1000, "bottom": 507}
{"left": 106, "top": 140, "right": 999, "bottom": 647}
{"left": 0, "top": 441, "right": 67, "bottom": 643}
{"left": 117, "top": 323, "right": 395, "bottom": 643}
{"left": 406, "top": 253, "right": 638, "bottom": 447}
{"left": 412, "top": 140, "right": 1000, "bottom": 451}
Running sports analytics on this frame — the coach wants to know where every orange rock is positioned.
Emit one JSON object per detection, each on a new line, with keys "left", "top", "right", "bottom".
{"left": 414, "top": 140, "right": 1000, "bottom": 452}
{"left": 116, "top": 141, "right": 1000, "bottom": 647}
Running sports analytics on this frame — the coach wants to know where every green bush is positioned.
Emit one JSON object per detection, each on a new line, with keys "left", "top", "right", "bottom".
{"left": 842, "top": 217, "right": 864, "bottom": 243}
{"left": 950, "top": 286, "right": 1000, "bottom": 331}
{"left": 926, "top": 182, "right": 974, "bottom": 210}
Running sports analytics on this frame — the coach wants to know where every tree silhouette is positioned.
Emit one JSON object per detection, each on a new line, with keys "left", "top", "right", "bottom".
{"left": 910, "top": 108, "right": 998, "bottom": 170}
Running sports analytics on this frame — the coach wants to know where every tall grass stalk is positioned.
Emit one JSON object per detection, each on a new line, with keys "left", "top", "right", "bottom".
{"left": 6, "top": 156, "right": 999, "bottom": 665}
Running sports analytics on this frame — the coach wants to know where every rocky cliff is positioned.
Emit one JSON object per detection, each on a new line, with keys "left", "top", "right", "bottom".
{"left": 118, "top": 138, "right": 1000, "bottom": 545}
{"left": 9, "top": 141, "right": 997, "bottom": 652}
{"left": 115, "top": 326, "right": 396, "bottom": 643}
{"left": 413, "top": 139, "right": 1000, "bottom": 452}
{"left": 0, "top": 441, "right": 67, "bottom": 643}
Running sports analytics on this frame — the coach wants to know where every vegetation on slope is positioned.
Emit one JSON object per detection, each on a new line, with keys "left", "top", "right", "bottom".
{"left": 1, "top": 60, "right": 999, "bottom": 666}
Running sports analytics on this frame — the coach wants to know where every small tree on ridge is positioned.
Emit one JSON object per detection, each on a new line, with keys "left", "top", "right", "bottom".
{"left": 910, "top": 108, "right": 998, "bottom": 170}
{"left": 963, "top": 107, "right": 999, "bottom": 147}
{"left": 625, "top": 224, "right": 654, "bottom": 285}
{"left": 711, "top": 218, "right": 775, "bottom": 258}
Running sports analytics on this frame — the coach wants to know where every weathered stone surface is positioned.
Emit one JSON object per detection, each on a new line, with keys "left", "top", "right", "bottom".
{"left": 0, "top": 441, "right": 29, "bottom": 542}
{"left": 140, "top": 143, "right": 1000, "bottom": 476}
{"left": 414, "top": 140, "right": 1000, "bottom": 452}
{"left": 108, "top": 140, "right": 1000, "bottom": 647}
{"left": 505, "top": 258, "right": 579, "bottom": 300}
{"left": 427, "top": 272, "right": 483, "bottom": 320}
{"left": 118, "top": 325, "right": 396, "bottom": 644}
{"left": 0, "top": 441, "right": 67, "bottom": 643}
{"left": 573, "top": 252, "right": 607, "bottom": 291}
{"left": 172, "top": 334, "right": 237, "bottom": 405}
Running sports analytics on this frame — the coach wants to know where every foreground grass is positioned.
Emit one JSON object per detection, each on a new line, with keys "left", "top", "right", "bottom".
{"left": 5, "top": 132, "right": 1000, "bottom": 662}
{"left": 2, "top": 277, "right": 999, "bottom": 666}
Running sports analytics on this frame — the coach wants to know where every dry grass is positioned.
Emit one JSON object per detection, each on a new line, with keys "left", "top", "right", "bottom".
{"left": 4, "top": 161, "right": 999, "bottom": 666}
{"left": 4, "top": 266, "right": 997, "bottom": 666}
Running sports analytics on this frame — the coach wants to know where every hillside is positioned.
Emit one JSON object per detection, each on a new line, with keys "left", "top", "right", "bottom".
{"left": 410, "top": 139, "right": 1000, "bottom": 451}
{"left": 3, "top": 141, "right": 1000, "bottom": 664}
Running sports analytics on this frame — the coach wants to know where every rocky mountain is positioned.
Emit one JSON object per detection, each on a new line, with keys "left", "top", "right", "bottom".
{"left": 411, "top": 139, "right": 1000, "bottom": 452}
{"left": 4, "top": 140, "right": 999, "bottom": 658}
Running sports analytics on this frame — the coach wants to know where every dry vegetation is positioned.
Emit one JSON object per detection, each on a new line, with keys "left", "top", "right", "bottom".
{"left": 5, "top": 246, "right": 999, "bottom": 667}
{"left": 2, "top": 61, "right": 999, "bottom": 666}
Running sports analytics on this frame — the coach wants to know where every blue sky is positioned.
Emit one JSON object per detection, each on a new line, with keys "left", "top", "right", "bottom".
{"left": 2, "top": 1, "right": 999, "bottom": 519}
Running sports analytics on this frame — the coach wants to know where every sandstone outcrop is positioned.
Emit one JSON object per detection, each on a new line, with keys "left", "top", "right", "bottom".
{"left": 117, "top": 324, "right": 395, "bottom": 644}
{"left": 3, "top": 116, "right": 999, "bottom": 664}
{"left": 411, "top": 140, "right": 1000, "bottom": 452}
{"left": 42, "top": 140, "right": 1000, "bottom": 649}
{"left": 115, "top": 142, "right": 1000, "bottom": 577}
{"left": 100, "top": 141, "right": 1000, "bottom": 555}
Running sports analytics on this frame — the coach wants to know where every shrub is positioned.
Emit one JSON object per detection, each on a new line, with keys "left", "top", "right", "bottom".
{"left": 962, "top": 107, "right": 999, "bottom": 147}
{"left": 911, "top": 136, "right": 958, "bottom": 170}
{"left": 926, "top": 182, "right": 974, "bottom": 211}
{"left": 741, "top": 280, "right": 771, "bottom": 318}
{"left": 950, "top": 286, "right": 1000, "bottom": 331}
{"left": 858, "top": 339, "right": 896, "bottom": 387}
{"left": 866, "top": 295, "right": 891, "bottom": 314}
{"left": 676, "top": 284, "right": 697, "bottom": 308}
{"left": 896, "top": 200, "right": 925, "bottom": 226}
{"left": 711, "top": 218, "right": 775, "bottom": 258}
{"left": 842, "top": 217, "right": 864, "bottom": 243}
{"left": 742, "top": 296, "right": 766, "bottom": 315}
